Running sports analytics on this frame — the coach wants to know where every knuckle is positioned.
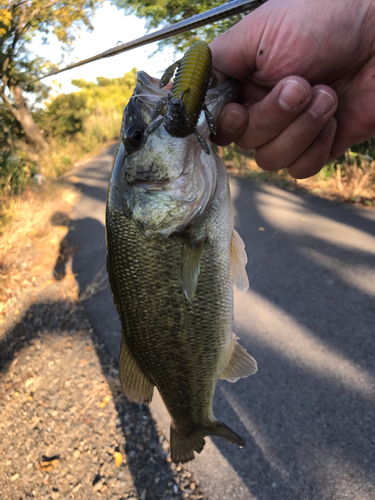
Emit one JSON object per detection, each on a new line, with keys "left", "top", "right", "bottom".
{"left": 254, "top": 149, "right": 286, "bottom": 171}
{"left": 288, "top": 154, "right": 326, "bottom": 179}
{"left": 235, "top": 134, "right": 256, "bottom": 151}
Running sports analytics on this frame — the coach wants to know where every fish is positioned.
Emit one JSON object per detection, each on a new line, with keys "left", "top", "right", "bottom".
{"left": 146, "top": 41, "right": 218, "bottom": 154}
{"left": 106, "top": 70, "right": 257, "bottom": 464}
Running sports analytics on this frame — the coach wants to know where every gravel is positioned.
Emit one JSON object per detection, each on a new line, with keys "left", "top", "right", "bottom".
{"left": 0, "top": 299, "right": 205, "bottom": 500}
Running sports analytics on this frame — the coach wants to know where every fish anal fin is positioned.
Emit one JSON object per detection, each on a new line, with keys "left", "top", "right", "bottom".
{"left": 119, "top": 336, "right": 154, "bottom": 404}
{"left": 181, "top": 237, "right": 205, "bottom": 303}
{"left": 170, "top": 420, "right": 245, "bottom": 464}
{"left": 220, "top": 333, "right": 257, "bottom": 383}
{"left": 230, "top": 228, "right": 249, "bottom": 293}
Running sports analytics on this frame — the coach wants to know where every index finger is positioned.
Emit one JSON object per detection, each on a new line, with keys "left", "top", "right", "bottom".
{"left": 209, "top": 11, "right": 263, "bottom": 83}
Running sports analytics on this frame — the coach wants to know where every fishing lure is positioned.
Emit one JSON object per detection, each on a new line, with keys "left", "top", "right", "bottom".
{"left": 146, "top": 41, "right": 218, "bottom": 154}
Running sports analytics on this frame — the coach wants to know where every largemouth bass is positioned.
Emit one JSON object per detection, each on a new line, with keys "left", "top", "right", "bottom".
{"left": 106, "top": 71, "right": 257, "bottom": 463}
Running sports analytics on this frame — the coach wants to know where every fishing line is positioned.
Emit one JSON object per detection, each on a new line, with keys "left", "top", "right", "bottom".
{"left": 121, "top": 93, "right": 162, "bottom": 110}
{"left": 31, "top": 0, "right": 268, "bottom": 83}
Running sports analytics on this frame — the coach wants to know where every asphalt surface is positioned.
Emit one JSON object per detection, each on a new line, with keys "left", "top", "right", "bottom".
{"left": 67, "top": 143, "right": 375, "bottom": 500}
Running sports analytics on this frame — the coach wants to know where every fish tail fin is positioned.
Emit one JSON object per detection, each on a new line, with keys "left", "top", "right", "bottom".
{"left": 207, "top": 420, "right": 246, "bottom": 447}
{"left": 170, "top": 421, "right": 245, "bottom": 464}
{"left": 170, "top": 426, "right": 205, "bottom": 464}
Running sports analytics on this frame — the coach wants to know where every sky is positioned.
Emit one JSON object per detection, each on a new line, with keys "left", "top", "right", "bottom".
{"left": 32, "top": 2, "right": 175, "bottom": 96}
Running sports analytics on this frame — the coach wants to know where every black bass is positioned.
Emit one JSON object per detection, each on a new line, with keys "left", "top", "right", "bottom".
{"left": 106, "top": 71, "right": 257, "bottom": 463}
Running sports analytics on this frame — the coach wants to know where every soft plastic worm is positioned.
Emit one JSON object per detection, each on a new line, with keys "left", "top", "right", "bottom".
{"left": 170, "top": 41, "right": 215, "bottom": 132}
{"left": 146, "top": 41, "right": 217, "bottom": 154}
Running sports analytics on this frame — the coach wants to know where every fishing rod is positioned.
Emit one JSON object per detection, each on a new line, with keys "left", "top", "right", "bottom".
{"left": 34, "top": 0, "right": 267, "bottom": 83}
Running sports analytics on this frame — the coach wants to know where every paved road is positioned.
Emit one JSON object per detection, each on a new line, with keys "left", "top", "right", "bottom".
{"left": 67, "top": 143, "right": 375, "bottom": 500}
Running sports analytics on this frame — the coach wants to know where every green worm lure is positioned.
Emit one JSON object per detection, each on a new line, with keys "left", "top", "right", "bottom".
{"left": 146, "top": 41, "right": 218, "bottom": 154}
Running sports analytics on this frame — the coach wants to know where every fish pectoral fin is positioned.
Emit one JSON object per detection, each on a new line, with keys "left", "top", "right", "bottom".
{"left": 220, "top": 333, "right": 257, "bottom": 382}
{"left": 230, "top": 228, "right": 249, "bottom": 293}
{"left": 119, "top": 336, "right": 155, "bottom": 404}
{"left": 181, "top": 237, "right": 206, "bottom": 303}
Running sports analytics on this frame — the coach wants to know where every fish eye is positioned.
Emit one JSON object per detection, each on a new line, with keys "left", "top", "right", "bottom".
{"left": 124, "top": 124, "right": 145, "bottom": 151}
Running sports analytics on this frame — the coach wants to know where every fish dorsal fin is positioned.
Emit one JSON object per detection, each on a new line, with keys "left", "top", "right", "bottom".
{"left": 181, "top": 237, "right": 205, "bottom": 303}
{"left": 220, "top": 333, "right": 257, "bottom": 382}
{"left": 230, "top": 229, "right": 249, "bottom": 293}
{"left": 119, "top": 336, "right": 155, "bottom": 404}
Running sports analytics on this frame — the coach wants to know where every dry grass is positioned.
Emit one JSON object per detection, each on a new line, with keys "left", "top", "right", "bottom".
{"left": 227, "top": 155, "right": 375, "bottom": 207}
{"left": 0, "top": 181, "right": 79, "bottom": 331}
{"left": 294, "top": 158, "right": 375, "bottom": 205}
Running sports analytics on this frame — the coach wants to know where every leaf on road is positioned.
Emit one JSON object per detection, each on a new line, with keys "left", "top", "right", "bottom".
{"left": 37, "top": 457, "right": 59, "bottom": 471}
{"left": 114, "top": 451, "right": 122, "bottom": 467}
{"left": 99, "top": 395, "right": 111, "bottom": 407}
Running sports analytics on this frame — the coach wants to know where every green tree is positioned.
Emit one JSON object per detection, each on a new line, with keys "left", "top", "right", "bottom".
{"left": 35, "top": 68, "right": 137, "bottom": 141}
{"left": 111, "top": 0, "right": 244, "bottom": 52}
{"left": 44, "top": 92, "right": 90, "bottom": 137}
{"left": 71, "top": 68, "right": 137, "bottom": 110}
{"left": 0, "top": 0, "right": 102, "bottom": 152}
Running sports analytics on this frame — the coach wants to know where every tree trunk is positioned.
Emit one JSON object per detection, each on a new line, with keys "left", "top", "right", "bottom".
{"left": 14, "top": 140, "right": 40, "bottom": 161}
{"left": 3, "top": 85, "right": 48, "bottom": 151}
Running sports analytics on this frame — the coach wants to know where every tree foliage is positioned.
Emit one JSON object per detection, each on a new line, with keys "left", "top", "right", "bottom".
{"left": 0, "top": 100, "right": 25, "bottom": 150}
{"left": 111, "top": 0, "right": 245, "bottom": 52}
{"left": 0, "top": 102, "right": 37, "bottom": 196}
{"left": 0, "top": 0, "right": 103, "bottom": 150}
{"left": 71, "top": 68, "right": 137, "bottom": 109}
{"left": 36, "top": 68, "right": 137, "bottom": 139}
{"left": 44, "top": 92, "right": 90, "bottom": 137}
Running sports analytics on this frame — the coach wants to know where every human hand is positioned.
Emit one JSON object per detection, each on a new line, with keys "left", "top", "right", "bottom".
{"left": 210, "top": 0, "right": 375, "bottom": 178}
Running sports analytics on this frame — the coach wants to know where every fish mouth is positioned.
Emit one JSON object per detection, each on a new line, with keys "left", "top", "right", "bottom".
{"left": 131, "top": 179, "right": 170, "bottom": 190}
{"left": 125, "top": 170, "right": 170, "bottom": 187}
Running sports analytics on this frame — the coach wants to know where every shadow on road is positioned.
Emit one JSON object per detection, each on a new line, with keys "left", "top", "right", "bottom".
{"left": 207, "top": 177, "right": 375, "bottom": 500}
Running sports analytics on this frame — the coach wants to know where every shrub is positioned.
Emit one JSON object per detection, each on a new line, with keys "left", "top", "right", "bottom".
{"left": 0, "top": 152, "right": 38, "bottom": 195}
{"left": 44, "top": 92, "right": 91, "bottom": 137}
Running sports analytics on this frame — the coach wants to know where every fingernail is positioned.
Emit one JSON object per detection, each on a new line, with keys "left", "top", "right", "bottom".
{"left": 320, "top": 118, "right": 336, "bottom": 136}
{"left": 308, "top": 90, "right": 335, "bottom": 118}
{"left": 220, "top": 110, "right": 247, "bottom": 134}
{"left": 278, "top": 80, "right": 308, "bottom": 111}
